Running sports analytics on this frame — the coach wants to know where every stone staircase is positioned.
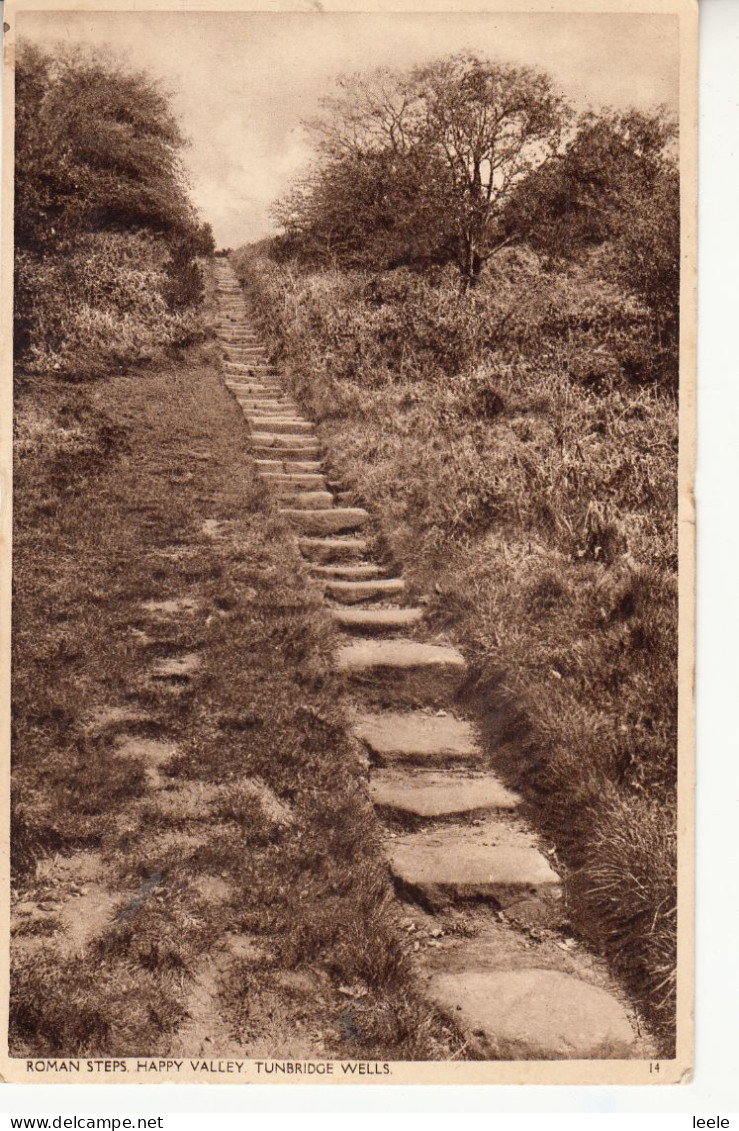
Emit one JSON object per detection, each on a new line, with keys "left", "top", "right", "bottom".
{"left": 213, "top": 260, "right": 646, "bottom": 1061}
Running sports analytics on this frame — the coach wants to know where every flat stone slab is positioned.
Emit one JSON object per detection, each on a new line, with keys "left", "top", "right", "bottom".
{"left": 227, "top": 378, "right": 281, "bottom": 388}
{"left": 242, "top": 406, "right": 297, "bottom": 417}
{"left": 150, "top": 653, "right": 200, "bottom": 680}
{"left": 281, "top": 508, "right": 369, "bottom": 536}
{"left": 229, "top": 384, "right": 283, "bottom": 396}
{"left": 310, "top": 563, "right": 383, "bottom": 579}
{"left": 257, "top": 461, "right": 322, "bottom": 474}
{"left": 276, "top": 490, "right": 334, "bottom": 510}
{"left": 337, "top": 639, "right": 466, "bottom": 706}
{"left": 225, "top": 360, "right": 277, "bottom": 369}
{"left": 332, "top": 607, "right": 424, "bottom": 634}
{"left": 237, "top": 390, "right": 286, "bottom": 401}
{"left": 262, "top": 473, "right": 326, "bottom": 489}
{"left": 338, "top": 639, "right": 465, "bottom": 673}
{"left": 251, "top": 418, "right": 314, "bottom": 435}
{"left": 388, "top": 819, "right": 560, "bottom": 906}
{"left": 227, "top": 373, "right": 279, "bottom": 380}
{"left": 324, "top": 578, "right": 406, "bottom": 604}
{"left": 298, "top": 537, "right": 369, "bottom": 563}
{"left": 251, "top": 433, "right": 318, "bottom": 449}
{"left": 353, "top": 711, "right": 479, "bottom": 763}
{"left": 141, "top": 597, "right": 198, "bottom": 617}
{"left": 227, "top": 371, "right": 280, "bottom": 380}
{"left": 254, "top": 445, "right": 321, "bottom": 460}
{"left": 370, "top": 770, "right": 520, "bottom": 818}
{"left": 429, "top": 970, "right": 636, "bottom": 1059}
{"left": 240, "top": 403, "right": 295, "bottom": 414}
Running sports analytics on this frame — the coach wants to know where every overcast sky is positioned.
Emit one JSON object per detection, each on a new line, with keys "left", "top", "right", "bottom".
{"left": 18, "top": 10, "right": 679, "bottom": 248}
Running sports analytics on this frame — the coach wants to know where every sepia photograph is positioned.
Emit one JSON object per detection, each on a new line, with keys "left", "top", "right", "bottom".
{"left": 2, "top": 0, "right": 696, "bottom": 1085}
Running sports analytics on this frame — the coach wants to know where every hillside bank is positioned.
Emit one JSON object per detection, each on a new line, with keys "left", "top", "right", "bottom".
{"left": 232, "top": 247, "right": 679, "bottom": 1051}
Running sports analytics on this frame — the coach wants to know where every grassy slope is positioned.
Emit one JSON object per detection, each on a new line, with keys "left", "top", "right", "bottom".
{"left": 10, "top": 274, "right": 460, "bottom": 1060}
{"left": 232, "top": 249, "right": 679, "bottom": 1052}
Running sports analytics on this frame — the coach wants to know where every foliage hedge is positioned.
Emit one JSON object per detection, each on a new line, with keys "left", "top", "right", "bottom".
{"left": 14, "top": 43, "right": 214, "bottom": 380}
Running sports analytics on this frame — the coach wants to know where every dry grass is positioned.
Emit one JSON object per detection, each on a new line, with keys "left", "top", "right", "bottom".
{"left": 11, "top": 269, "right": 462, "bottom": 1061}
{"left": 232, "top": 247, "right": 679, "bottom": 1051}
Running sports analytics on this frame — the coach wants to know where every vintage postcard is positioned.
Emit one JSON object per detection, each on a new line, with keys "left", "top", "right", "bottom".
{"left": 0, "top": 0, "right": 696, "bottom": 1085}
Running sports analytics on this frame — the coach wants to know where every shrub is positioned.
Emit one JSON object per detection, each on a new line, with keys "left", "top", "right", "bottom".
{"left": 17, "top": 232, "right": 204, "bottom": 381}
{"left": 14, "top": 42, "right": 211, "bottom": 378}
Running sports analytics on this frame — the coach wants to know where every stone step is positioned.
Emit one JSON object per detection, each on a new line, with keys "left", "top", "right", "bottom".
{"left": 225, "top": 355, "right": 273, "bottom": 364}
{"left": 280, "top": 508, "right": 369, "bottom": 536}
{"left": 256, "top": 460, "right": 323, "bottom": 474}
{"left": 229, "top": 373, "right": 282, "bottom": 384}
{"left": 244, "top": 413, "right": 299, "bottom": 424}
{"left": 275, "top": 490, "right": 334, "bottom": 510}
{"left": 428, "top": 970, "right": 637, "bottom": 1060}
{"left": 261, "top": 473, "right": 326, "bottom": 489}
{"left": 243, "top": 410, "right": 297, "bottom": 422}
{"left": 224, "top": 357, "right": 274, "bottom": 366}
{"left": 370, "top": 769, "right": 520, "bottom": 818}
{"left": 244, "top": 401, "right": 291, "bottom": 413}
{"left": 230, "top": 380, "right": 284, "bottom": 393}
{"left": 353, "top": 711, "right": 479, "bottom": 765}
{"left": 237, "top": 400, "right": 294, "bottom": 411}
{"left": 388, "top": 819, "right": 560, "bottom": 907}
{"left": 323, "top": 578, "right": 406, "bottom": 605}
{"left": 233, "top": 390, "right": 286, "bottom": 402}
{"left": 228, "top": 382, "right": 284, "bottom": 394}
{"left": 225, "top": 364, "right": 279, "bottom": 375}
{"left": 309, "top": 563, "right": 384, "bottom": 580}
{"left": 336, "top": 639, "right": 467, "bottom": 707}
{"left": 331, "top": 607, "right": 424, "bottom": 634}
{"left": 229, "top": 372, "right": 282, "bottom": 383}
{"left": 250, "top": 433, "right": 319, "bottom": 450}
{"left": 227, "top": 375, "right": 282, "bottom": 385}
{"left": 254, "top": 446, "right": 322, "bottom": 460}
{"left": 298, "top": 537, "right": 368, "bottom": 563}
{"left": 229, "top": 380, "right": 282, "bottom": 390}
{"left": 250, "top": 418, "right": 315, "bottom": 435}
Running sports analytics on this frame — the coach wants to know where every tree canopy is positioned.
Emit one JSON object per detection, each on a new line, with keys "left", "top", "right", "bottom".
{"left": 506, "top": 109, "right": 679, "bottom": 346}
{"left": 275, "top": 53, "right": 571, "bottom": 283}
{"left": 14, "top": 42, "right": 214, "bottom": 365}
{"left": 15, "top": 44, "right": 213, "bottom": 257}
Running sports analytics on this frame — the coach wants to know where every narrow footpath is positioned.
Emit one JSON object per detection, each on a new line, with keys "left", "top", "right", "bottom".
{"left": 214, "top": 259, "right": 652, "bottom": 1061}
